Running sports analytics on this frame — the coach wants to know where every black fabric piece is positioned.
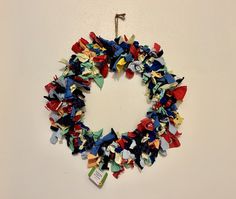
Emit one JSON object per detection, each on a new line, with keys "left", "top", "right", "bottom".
{"left": 156, "top": 49, "right": 164, "bottom": 57}
{"left": 64, "top": 133, "right": 71, "bottom": 148}
{"left": 50, "top": 126, "right": 58, "bottom": 132}
{"left": 101, "top": 155, "right": 110, "bottom": 170}
{"left": 176, "top": 77, "right": 184, "bottom": 84}
{"left": 57, "top": 114, "right": 72, "bottom": 126}
{"left": 72, "top": 148, "right": 80, "bottom": 155}
{"left": 54, "top": 82, "right": 66, "bottom": 93}
{"left": 83, "top": 134, "right": 95, "bottom": 150}
{"left": 72, "top": 88, "right": 85, "bottom": 98}
{"left": 131, "top": 145, "right": 143, "bottom": 170}
{"left": 67, "top": 98, "right": 85, "bottom": 109}
{"left": 44, "top": 96, "right": 53, "bottom": 101}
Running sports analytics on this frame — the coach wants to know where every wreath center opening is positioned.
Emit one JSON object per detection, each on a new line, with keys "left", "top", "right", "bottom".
{"left": 83, "top": 73, "right": 150, "bottom": 134}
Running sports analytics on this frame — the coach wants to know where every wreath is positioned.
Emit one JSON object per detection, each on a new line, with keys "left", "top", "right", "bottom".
{"left": 44, "top": 32, "right": 187, "bottom": 181}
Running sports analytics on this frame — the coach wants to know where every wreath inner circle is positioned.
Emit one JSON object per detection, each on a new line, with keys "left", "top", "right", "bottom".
{"left": 44, "top": 32, "right": 187, "bottom": 180}
{"left": 83, "top": 73, "right": 150, "bottom": 134}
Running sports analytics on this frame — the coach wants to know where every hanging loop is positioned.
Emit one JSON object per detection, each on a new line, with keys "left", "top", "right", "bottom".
{"left": 115, "top": 13, "right": 126, "bottom": 38}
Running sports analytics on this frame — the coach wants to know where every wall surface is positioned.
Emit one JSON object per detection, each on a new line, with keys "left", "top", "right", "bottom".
{"left": 1, "top": 0, "right": 236, "bottom": 199}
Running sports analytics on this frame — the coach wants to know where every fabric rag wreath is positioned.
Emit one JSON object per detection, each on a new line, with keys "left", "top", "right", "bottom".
{"left": 44, "top": 32, "right": 187, "bottom": 186}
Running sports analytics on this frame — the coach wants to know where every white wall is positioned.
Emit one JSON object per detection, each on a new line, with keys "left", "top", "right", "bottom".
{"left": 1, "top": 0, "right": 236, "bottom": 199}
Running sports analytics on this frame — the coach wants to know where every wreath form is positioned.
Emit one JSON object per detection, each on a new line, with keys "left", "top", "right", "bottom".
{"left": 44, "top": 32, "right": 187, "bottom": 179}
